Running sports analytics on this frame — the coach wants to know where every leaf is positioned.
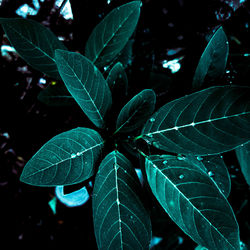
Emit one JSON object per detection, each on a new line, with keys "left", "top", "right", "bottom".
{"left": 185, "top": 155, "right": 231, "bottom": 198}
{"left": 235, "top": 141, "right": 250, "bottom": 185}
{"left": 192, "top": 27, "right": 229, "bottom": 89}
{"left": 55, "top": 50, "right": 112, "bottom": 128}
{"left": 85, "top": 1, "right": 140, "bottom": 68}
{"left": 116, "top": 89, "right": 156, "bottom": 134}
{"left": 38, "top": 82, "right": 74, "bottom": 106}
{"left": 106, "top": 62, "right": 128, "bottom": 94}
{"left": 20, "top": 127, "right": 103, "bottom": 186}
{"left": 92, "top": 150, "right": 152, "bottom": 249}
{"left": 141, "top": 86, "right": 250, "bottom": 155}
{"left": 145, "top": 154, "right": 240, "bottom": 250}
{"left": 0, "top": 18, "right": 67, "bottom": 79}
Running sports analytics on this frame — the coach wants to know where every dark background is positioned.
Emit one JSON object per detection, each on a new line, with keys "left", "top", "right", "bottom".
{"left": 0, "top": 0, "right": 249, "bottom": 248}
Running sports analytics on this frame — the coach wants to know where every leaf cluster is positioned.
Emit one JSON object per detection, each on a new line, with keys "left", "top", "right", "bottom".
{"left": 1, "top": 1, "right": 250, "bottom": 249}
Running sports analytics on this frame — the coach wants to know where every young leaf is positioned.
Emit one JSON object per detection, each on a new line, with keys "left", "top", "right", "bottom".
{"left": 235, "top": 142, "right": 250, "bottom": 185}
{"left": 0, "top": 18, "right": 67, "bottom": 79}
{"left": 85, "top": 1, "right": 140, "bottom": 68}
{"left": 55, "top": 50, "right": 112, "bottom": 128}
{"left": 38, "top": 83, "right": 74, "bottom": 106}
{"left": 145, "top": 155, "right": 240, "bottom": 250}
{"left": 20, "top": 127, "right": 103, "bottom": 186}
{"left": 192, "top": 27, "right": 229, "bottom": 89}
{"left": 106, "top": 62, "right": 128, "bottom": 93}
{"left": 93, "top": 150, "right": 152, "bottom": 249}
{"left": 186, "top": 155, "right": 231, "bottom": 198}
{"left": 115, "top": 89, "right": 156, "bottom": 134}
{"left": 141, "top": 86, "right": 250, "bottom": 155}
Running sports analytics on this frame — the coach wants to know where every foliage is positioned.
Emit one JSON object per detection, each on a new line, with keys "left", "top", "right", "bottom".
{"left": 1, "top": 1, "right": 250, "bottom": 249}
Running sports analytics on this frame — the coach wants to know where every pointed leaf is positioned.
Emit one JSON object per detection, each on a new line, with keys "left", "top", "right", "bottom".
{"left": 145, "top": 155, "right": 240, "bottom": 250}
{"left": 38, "top": 83, "right": 74, "bottom": 106}
{"left": 0, "top": 18, "right": 67, "bottom": 79}
{"left": 85, "top": 1, "right": 140, "bottom": 68}
{"left": 106, "top": 62, "right": 128, "bottom": 93}
{"left": 141, "top": 86, "right": 250, "bottom": 155}
{"left": 116, "top": 89, "right": 156, "bottom": 134}
{"left": 235, "top": 141, "right": 250, "bottom": 185}
{"left": 93, "top": 151, "right": 151, "bottom": 249}
{"left": 55, "top": 50, "right": 112, "bottom": 128}
{"left": 192, "top": 27, "right": 229, "bottom": 89}
{"left": 20, "top": 127, "right": 103, "bottom": 186}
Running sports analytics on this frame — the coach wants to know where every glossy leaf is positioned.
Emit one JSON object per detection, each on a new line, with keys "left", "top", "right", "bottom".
{"left": 186, "top": 155, "right": 231, "bottom": 197}
{"left": 236, "top": 141, "right": 250, "bottom": 185}
{"left": 192, "top": 27, "right": 229, "bottom": 89}
{"left": 116, "top": 89, "right": 156, "bottom": 134}
{"left": 0, "top": 18, "right": 67, "bottom": 79}
{"left": 106, "top": 62, "right": 128, "bottom": 94}
{"left": 93, "top": 151, "right": 151, "bottom": 249}
{"left": 55, "top": 50, "right": 112, "bottom": 128}
{"left": 145, "top": 154, "right": 240, "bottom": 250}
{"left": 141, "top": 86, "right": 250, "bottom": 155}
{"left": 20, "top": 127, "right": 103, "bottom": 186}
{"left": 85, "top": 1, "right": 140, "bottom": 68}
{"left": 38, "top": 83, "right": 74, "bottom": 106}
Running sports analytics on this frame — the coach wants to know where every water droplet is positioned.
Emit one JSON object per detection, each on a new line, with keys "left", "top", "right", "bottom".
{"left": 196, "top": 156, "right": 203, "bottom": 161}
{"left": 149, "top": 117, "right": 155, "bottom": 122}
{"left": 177, "top": 154, "right": 185, "bottom": 161}
{"left": 240, "top": 241, "right": 246, "bottom": 250}
{"left": 178, "top": 174, "right": 184, "bottom": 179}
{"left": 163, "top": 160, "right": 168, "bottom": 165}
{"left": 107, "top": 0, "right": 111, "bottom": 4}
{"left": 71, "top": 153, "right": 77, "bottom": 158}
{"left": 208, "top": 171, "right": 214, "bottom": 177}
{"left": 76, "top": 152, "right": 81, "bottom": 156}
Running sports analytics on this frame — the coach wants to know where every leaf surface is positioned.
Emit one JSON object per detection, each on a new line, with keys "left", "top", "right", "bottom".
{"left": 116, "top": 89, "right": 156, "bottom": 134}
{"left": 93, "top": 150, "right": 151, "bottom": 249}
{"left": 192, "top": 27, "right": 229, "bottom": 89}
{"left": 0, "top": 18, "right": 67, "bottom": 79}
{"left": 55, "top": 50, "right": 112, "bottom": 128}
{"left": 145, "top": 155, "right": 240, "bottom": 250}
{"left": 235, "top": 141, "right": 250, "bottom": 185}
{"left": 20, "top": 127, "right": 103, "bottom": 186}
{"left": 141, "top": 86, "right": 250, "bottom": 155}
{"left": 38, "top": 83, "right": 74, "bottom": 106}
{"left": 85, "top": 1, "right": 140, "bottom": 68}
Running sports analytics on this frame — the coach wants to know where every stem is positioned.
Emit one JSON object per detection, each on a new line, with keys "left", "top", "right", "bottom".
{"left": 137, "top": 149, "right": 148, "bottom": 158}
{"left": 133, "top": 134, "right": 144, "bottom": 141}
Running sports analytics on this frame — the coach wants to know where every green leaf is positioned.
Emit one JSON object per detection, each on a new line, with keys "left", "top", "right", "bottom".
{"left": 20, "top": 127, "right": 103, "bottom": 186}
{"left": 185, "top": 155, "right": 231, "bottom": 198}
{"left": 85, "top": 1, "right": 140, "bottom": 68}
{"left": 93, "top": 150, "right": 152, "bottom": 249}
{"left": 145, "top": 155, "right": 240, "bottom": 250}
{"left": 55, "top": 50, "right": 112, "bottom": 128}
{"left": 141, "top": 86, "right": 250, "bottom": 155}
{"left": 106, "top": 62, "right": 128, "bottom": 93}
{"left": 0, "top": 18, "right": 67, "bottom": 79}
{"left": 235, "top": 141, "right": 250, "bottom": 185}
{"left": 38, "top": 82, "right": 74, "bottom": 106}
{"left": 192, "top": 27, "right": 229, "bottom": 89}
{"left": 116, "top": 89, "right": 156, "bottom": 134}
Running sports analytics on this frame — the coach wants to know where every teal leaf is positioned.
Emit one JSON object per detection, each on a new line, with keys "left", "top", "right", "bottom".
{"left": 185, "top": 155, "right": 231, "bottom": 198}
{"left": 192, "top": 27, "right": 229, "bottom": 89}
{"left": 20, "top": 127, "right": 104, "bottom": 186}
{"left": 106, "top": 62, "right": 128, "bottom": 94}
{"left": 0, "top": 18, "right": 67, "bottom": 79}
{"left": 85, "top": 1, "right": 140, "bottom": 68}
{"left": 235, "top": 141, "right": 250, "bottom": 185}
{"left": 38, "top": 82, "right": 74, "bottom": 106}
{"left": 93, "top": 150, "right": 152, "bottom": 249}
{"left": 116, "top": 89, "right": 156, "bottom": 134}
{"left": 55, "top": 50, "right": 112, "bottom": 128}
{"left": 141, "top": 86, "right": 250, "bottom": 155}
{"left": 145, "top": 155, "right": 240, "bottom": 250}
